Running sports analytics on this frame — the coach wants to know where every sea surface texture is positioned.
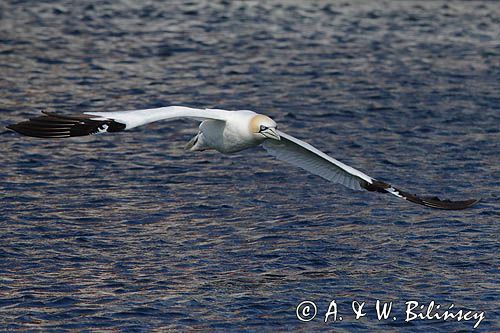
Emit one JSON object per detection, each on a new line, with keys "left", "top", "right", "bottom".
{"left": 0, "top": 1, "right": 498, "bottom": 331}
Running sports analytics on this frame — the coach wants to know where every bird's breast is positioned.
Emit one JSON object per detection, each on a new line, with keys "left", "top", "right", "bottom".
{"left": 200, "top": 119, "right": 260, "bottom": 153}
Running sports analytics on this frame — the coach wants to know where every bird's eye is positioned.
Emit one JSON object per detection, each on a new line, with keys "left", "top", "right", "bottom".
{"left": 259, "top": 125, "right": 268, "bottom": 132}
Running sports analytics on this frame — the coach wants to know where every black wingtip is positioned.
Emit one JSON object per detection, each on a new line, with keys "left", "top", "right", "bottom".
{"left": 397, "top": 189, "right": 481, "bottom": 210}
{"left": 416, "top": 196, "right": 480, "bottom": 210}
{"left": 5, "top": 124, "right": 22, "bottom": 136}
{"left": 7, "top": 111, "right": 126, "bottom": 138}
{"left": 362, "top": 180, "right": 480, "bottom": 210}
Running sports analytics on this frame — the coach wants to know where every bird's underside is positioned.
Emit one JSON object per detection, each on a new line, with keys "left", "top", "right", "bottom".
{"left": 6, "top": 107, "right": 480, "bottom": 210}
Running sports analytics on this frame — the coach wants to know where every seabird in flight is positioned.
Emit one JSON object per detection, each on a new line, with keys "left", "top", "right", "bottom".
{"left": 7, "top": 106, "right": 479, "bottom": 210}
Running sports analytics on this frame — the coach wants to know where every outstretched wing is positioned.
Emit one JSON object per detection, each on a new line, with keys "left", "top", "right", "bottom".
{"left": 6, "top": 106, "right": 231, "bottom": 138}
{"left": 263, "top": 130, "right": 479, "bottom": 210}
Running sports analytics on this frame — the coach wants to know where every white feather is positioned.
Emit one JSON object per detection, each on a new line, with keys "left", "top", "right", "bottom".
{"left": 263, "top": 130, "right": 374, "bottom": 191}
{"left": 85, "top": 106, "right": 232, "bottom": 129}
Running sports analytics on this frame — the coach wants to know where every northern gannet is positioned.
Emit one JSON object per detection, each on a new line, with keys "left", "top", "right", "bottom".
{"left": 7, "top": 106, "right": 479, "bottom": 210}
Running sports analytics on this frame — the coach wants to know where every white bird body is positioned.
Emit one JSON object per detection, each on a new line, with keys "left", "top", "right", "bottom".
{"left": 7, "top": 105, "right": 479, "bottom": 210}
{"left": 194, "top": 111, "right": 263, "bottom": 153}
{"left": 194, "top": 119, "right": 250, "bottom": 153}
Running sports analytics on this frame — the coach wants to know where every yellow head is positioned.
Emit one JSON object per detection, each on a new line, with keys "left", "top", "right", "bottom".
{"left": 249, "top": 114, "right": 280, "bottom": 140}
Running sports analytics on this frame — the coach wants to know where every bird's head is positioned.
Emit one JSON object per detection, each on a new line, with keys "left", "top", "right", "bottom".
{"left": 250, "top": 114, "right": 280, "bottom": 141}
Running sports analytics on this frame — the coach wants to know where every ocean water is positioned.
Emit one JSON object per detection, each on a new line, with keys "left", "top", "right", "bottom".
{"left": 0, "top": 1, "right": 498, "bottom": 331}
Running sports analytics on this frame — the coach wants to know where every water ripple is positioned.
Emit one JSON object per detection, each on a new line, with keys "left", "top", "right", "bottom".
{"left": 1, "top": 0, "right": 498, "bottom": 331}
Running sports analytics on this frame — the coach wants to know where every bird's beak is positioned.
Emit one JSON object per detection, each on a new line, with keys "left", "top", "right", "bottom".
{"left": 261, "top": 128, "right": 280, "bottom": 141}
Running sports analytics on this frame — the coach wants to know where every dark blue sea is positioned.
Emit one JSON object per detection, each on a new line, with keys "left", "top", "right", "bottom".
{"left": 0, "top": 1, "right": 499, "bottom": 331}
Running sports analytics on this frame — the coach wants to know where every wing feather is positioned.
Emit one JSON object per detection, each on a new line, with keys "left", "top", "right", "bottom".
{"left": 85, "top": 106, "right": 231, "bottom": 129}
{"left": 263, "top": 130, "right": 372, "bottom": 190}
{"left": 7, "top": 106, "right": 231, "bottom": 138}
{"left": 263, "top": 130, "right": 479, "bottom": 210}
